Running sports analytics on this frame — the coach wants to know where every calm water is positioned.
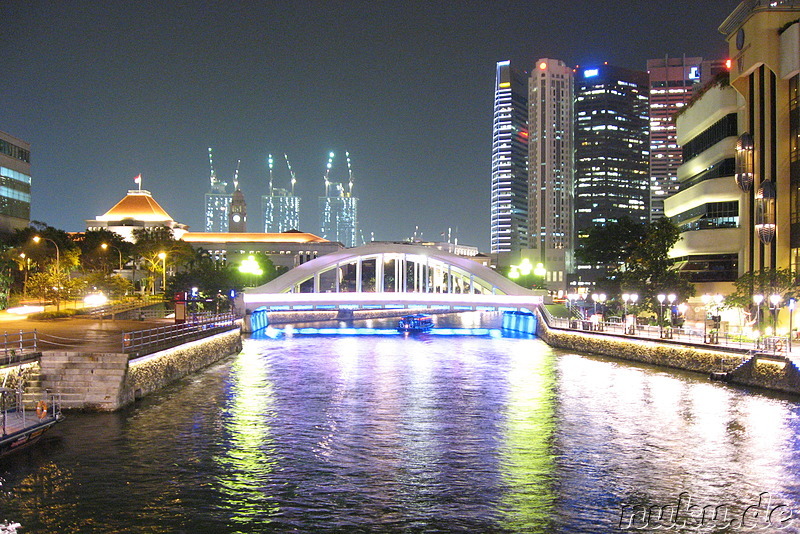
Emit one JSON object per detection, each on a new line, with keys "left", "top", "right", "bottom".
{"left": 2, "top": 313, "right": 800, "bottom": 533}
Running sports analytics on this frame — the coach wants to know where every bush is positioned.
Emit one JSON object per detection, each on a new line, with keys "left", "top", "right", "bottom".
{"left": 29, "top": 310, "right": 76, "bottom": 320}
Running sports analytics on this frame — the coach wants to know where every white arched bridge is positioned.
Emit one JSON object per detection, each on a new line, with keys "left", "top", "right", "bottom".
{"left": 242, "top": 243, "right": 543, "bottom": 330}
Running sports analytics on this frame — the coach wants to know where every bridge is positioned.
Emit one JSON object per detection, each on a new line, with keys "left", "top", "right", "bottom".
{"left": 242, "top": 243, "right": 544, "bottom": 331}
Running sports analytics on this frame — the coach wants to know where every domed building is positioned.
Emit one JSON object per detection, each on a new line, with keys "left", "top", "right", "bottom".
{"left": 86, "top": 189, "right": 189, "bottom": 242}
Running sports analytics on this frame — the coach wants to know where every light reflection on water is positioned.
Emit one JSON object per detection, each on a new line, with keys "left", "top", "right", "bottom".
{"left": 0, "top": 314, "right": 798, "bottom": 533}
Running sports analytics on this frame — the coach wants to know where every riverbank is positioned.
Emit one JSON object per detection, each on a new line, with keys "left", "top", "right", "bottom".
{"left": 536, "top": 309, "right": 800, "bottom": 397}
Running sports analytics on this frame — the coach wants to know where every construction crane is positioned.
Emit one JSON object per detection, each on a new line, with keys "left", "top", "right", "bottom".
{"left": 232, "top": 159, "right": 241, "bottom": 190}
{"left": 268, "top": 154, "right": 274, "bottom": 196}
{"left": 208, "top": 147, "right": 217, "bottom": 188}
{"left": 346, "top": 151, "right": 354, "bottom": 196}
{"left": 284, "top": 154, "right": 297, "bottom": 196}
{"left": 323, "top": 152, "right": 335, "bottom": 197}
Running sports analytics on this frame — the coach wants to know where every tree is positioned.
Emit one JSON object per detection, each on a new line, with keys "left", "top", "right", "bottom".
{"left": 620, "top": 218, "right": 695, "bottom": 315}
{"left": 725, "top": 268, "right": 797, "bottom": 328}
{"left": 74, "top": 229, "right": 131, "bottom": 273}
{"left": 575, "top": 216, "right": 646, "bottom": 269}
{"left": 131, "top": 227, "right": 193, "bottom": 294}
{"left": 26, "top": 265, "right": 79, "bottom": 310}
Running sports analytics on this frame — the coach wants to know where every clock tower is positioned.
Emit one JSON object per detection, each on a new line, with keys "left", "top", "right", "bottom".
{"left": 229, "top": 189, "right": 247, "bottom": 232}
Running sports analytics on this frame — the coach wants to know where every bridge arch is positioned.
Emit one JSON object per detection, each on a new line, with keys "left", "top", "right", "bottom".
{"left": 249, "top": 243, "right": 531, "bottom": 296}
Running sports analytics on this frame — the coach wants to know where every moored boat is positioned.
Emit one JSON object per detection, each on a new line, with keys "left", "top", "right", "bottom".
{"left": 397, "top": 313, "right": 434, "bottom": 333}
{"left": 0, "top": 387, "right": 63, "bottom": 459}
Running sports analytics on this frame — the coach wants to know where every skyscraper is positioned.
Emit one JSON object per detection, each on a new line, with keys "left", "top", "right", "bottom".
{"left": 490, "top": 60, "right": 529, "bottom": 255}
{"left": 574, "top": 64, "right": 650, "bottom": 284}
{"left": 0, "top": 130, "right": 31, "bottom": 233}
{"left": 204, "top": 148, "right": 231, "bottom": 233}
{"left": 319, "top": 152, "right": 358, "bottom": 247}
{"left": 262, "top": 154, "right": 301, "bottom": 232}
{"left": 528, "top": 58, "right": 574, "bottom": 291}
{"left": 319, "top": 189, "right": 358, "bottom": 247}
{"left": 647, "top": 57, "right": 704, "bottom": 221}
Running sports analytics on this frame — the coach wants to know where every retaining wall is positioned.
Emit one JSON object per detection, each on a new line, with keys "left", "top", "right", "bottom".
{"left": 537, "top": 316, "right": 742, "bottom": 374}
{"left": 724, "top": 356, "right": 800, "bottom": 395}
{"left": 39, "top": 329, "right": 242, "bottom": 411}
{"left": 537, "top": 311, "right": 800, "bottom": 396}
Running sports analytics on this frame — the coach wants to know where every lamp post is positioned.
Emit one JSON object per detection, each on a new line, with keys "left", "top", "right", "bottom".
{"left": 789, "top": 298, "right": 796, "bottom": 353}
{"left": 101, "top": 243, "right": 123, "bottom": 271}
{"left": 657, "top": 294, "right": 666, "bottom": 336}
{"left": 158, "top": 252, "right": 167, "bottom": 294}
{"left": 753, "top": 294, "right": 764, "bottom": 338}
{"left": 19, "top": 253, "right": 30, "bottom": 300}
{"left": 33, "top": 235, "right": 60, "bottom": 273}
{"left": 702, "top": 294, "right": 711, "bottom": 342}
{"left": 769, "top": 294, "right": 781, "bottom": 337}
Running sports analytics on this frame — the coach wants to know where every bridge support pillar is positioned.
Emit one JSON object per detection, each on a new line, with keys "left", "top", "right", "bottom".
{"left": 376, "top": 255, "right": 384, "bottom": 293}
{"left": 356, "top": 259, "right": 362, "bottom": 293}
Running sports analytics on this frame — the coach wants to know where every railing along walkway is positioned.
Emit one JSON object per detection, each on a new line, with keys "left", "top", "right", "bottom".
{"left": 0, "top": 331, "right": 39, "bottom": 367}
{"left": 539, "top": 306, "right": 797, "bottom": 367}
{"left": 122, "top": 313, "right": 238, "bottom": 356}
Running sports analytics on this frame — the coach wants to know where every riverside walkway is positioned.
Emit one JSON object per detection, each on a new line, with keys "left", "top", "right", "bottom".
{"left": 540, "top": 306, "right": 800, "bottom": 367}
{"left": 0, "top": 313, "right": 171, "bottom": 355}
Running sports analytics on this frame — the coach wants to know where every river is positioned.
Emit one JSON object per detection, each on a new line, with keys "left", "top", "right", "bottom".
{"left": 1, "top": 313, "right": 799, "bottom": 533}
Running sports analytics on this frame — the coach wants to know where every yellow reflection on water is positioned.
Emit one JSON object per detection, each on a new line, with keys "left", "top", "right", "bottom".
{"left": 214, "top": 344, "right": 279, "bottom": 522}
{"left": 499, "top": 341, "right": 557, "bottom": 531}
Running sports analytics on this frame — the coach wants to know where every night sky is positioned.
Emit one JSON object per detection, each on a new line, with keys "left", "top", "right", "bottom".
{"left": 3, "top": 1, "right": 737, "bottom": 250}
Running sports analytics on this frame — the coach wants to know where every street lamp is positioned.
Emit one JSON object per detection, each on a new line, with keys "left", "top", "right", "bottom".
{"left": 789, "top": 298, "right": 796, "bottom": 353}
{"left": 158, "top": 252, "right": 167, "bottom": 294}
{"left": 753, "top": 294, "right": 764, "bottom": 337}
{"left": 667, "top": 294, "right": 677, "bottom": 327}
{"left": 33, "top": 235, "right": 60, "bottom": 273}
{"left": 101, "top": 243, "right": 123, "bottom": 271}
{"left": 769, "top": 293, "right": 781, "bottom": 336}
{"left": 657, "top": 294, "right": 666, "bottom": 336}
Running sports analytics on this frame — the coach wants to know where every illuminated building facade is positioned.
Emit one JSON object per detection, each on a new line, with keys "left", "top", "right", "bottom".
{"left": 491, "top": 60, "right": 529, "bottom": 255}
{"left": 0, "top": 131, "right": 31, "bottom": 233}
{"left": 528, "top": 58, "right": 574, "bottom": 292}
{"left": 229, "top": 188, "right": 247, "bottom": 232}
{"left": 262, "top": 188, "right": 300, "bottom": 233}
{"left": 86, "top": 189, "right": 188, "bottom": 242}
{"left": 181, "top": 231, "right": 343, "bottom": 270}
{"left": 648, "top": 57, "right": 704, "bottom": 220}
{"left": 205, "top": 190, "right": 231, "bottom": 233}
{"left": 719, "top": 0, "right": 800, "bottom": 278}
{"left": 574, "top": 64, "right": 650, "bottom": 285}
{"left": 319, "top": 187, "right": 358, "bottom": 248}
{"left": 665, "top": 76, "right": 742, "bottom": 294}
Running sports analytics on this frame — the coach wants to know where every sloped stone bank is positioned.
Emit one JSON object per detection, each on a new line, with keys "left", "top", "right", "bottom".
{"left": 123, "top": 329, "right": 241, "bottom": 407}
{"left": 537, "top": 311, "right": 800, "bottom": 396}
{"left": 537, "top": 314, "right": 742, "bottom": 374}
{"left": 724, "top": 356, "right": 800, "bottom": 396}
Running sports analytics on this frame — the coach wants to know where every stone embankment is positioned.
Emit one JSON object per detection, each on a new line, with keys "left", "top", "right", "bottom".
{"left": 536, "top": 310, "right": 800, "bottom": 396}
{"left": 35, "top": 329, "right": 241, "bottom": 411}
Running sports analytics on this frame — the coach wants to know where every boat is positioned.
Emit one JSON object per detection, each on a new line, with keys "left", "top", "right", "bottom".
{"left": 397, "top": 313, "right": 434, "bottom": 333}
{"left": 0, "top": 387, "right": 63, "bottom": 459}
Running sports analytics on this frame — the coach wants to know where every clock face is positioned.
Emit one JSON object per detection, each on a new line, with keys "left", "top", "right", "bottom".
{"left": 232, "top": 214, "right": 241, "bottom": 222}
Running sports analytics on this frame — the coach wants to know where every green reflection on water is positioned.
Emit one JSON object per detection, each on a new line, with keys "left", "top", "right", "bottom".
{"left": 214, "top": 346, "right": 280, "bottom": 523}
{"left": 499, "top": 343, "right": 557, "bottom": 532}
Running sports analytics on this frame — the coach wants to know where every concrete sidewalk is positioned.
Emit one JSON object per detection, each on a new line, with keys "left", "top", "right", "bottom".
{"left": 0, "top": 313, "right": 172, "bottom": 353}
